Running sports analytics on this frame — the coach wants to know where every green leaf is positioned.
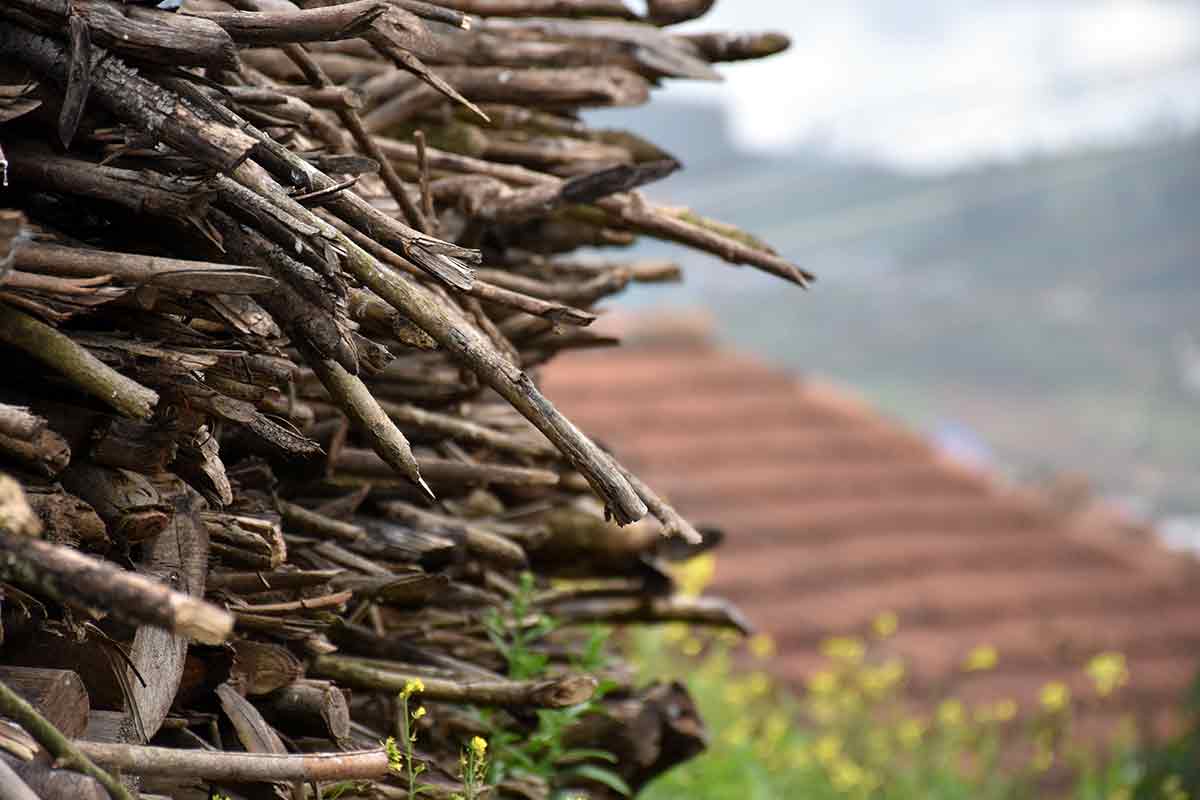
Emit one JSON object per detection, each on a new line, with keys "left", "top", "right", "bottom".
{"left": 566, "top": 764, "right": 633, "bottom": 796}
{"left": 558, "top": 748, "right": 618, "bottom": 764}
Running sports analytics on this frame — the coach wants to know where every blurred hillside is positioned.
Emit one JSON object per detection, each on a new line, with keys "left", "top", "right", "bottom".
{"left": 589, "top": 101, "right": 1200, "bottom": 521}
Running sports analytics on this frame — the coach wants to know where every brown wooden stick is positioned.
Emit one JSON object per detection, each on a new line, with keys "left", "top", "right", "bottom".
{"left": 551, "top": 594, "right": 753, "bottom": 634}
{"left": 73, "top": 742, "right": 389, "bottom": 783}
{"left": 335, "top": 238, "right": 647, "bottom": 524}
{"left": 0, "top": 527, "right": 233, "bottom": 644}
{"left": 4, "top": 0, "right": 238, "bottom": 71}
{"left": 433, "top": 0, "right": 636, "bottom": 19}
{"left": 0, "top": 23, "right": 256, "bottom": 173}
{"left": 0, "top": 403, "right": 44, "bottom": 441}
{"left": 378, "top": 399, "right": 558, "bottom": 458}
{"left": 376, "top": 499, "right": 528, "bottom": 568}
{"left": 187, "top": 1, "right": 389, "bottom": 45}
{"left": 261, "top": 680, "right": 351, "bottom": 743}
{"left": 278, "top": 499, "right": 365, "bottom": 543}
{"left": 677, "top": 30, "right": 791, "bottom": 62}
{"left": 335, "top": 447, "right": 558, "bottom": 489}
{"left": 321, "top": 211, "right": 594, "bottom": 325}
{"left": 0, "top": 474, "right": 42, "bottom": 538}
{"left": 0, "top": 303, "right": 159, "bottom": 420}
{"left": 208, "top": 569, "right": 343, "bottom": 594}
{"left": 305, "top": 353, "right": 433, "bottom": 499}
{"left": 282, "top": 41, "right": 430, "bottom": 233}
{"left": 14, "top": 242, "right": 276, "bottom": 294}
{"left": 309, "top": 654, "right": 596, "bottom": 708}
{"left": 394, "top": 0, "right": 472, "bottom": 29}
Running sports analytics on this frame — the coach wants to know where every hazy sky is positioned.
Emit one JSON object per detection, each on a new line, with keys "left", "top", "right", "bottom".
{"left": 661, "top": 1, "right": 1200, "bottom": 170}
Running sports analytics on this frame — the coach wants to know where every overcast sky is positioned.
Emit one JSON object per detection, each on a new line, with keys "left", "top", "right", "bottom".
{"left": 661, "top": 1, "right": 1200, "bottom": 171}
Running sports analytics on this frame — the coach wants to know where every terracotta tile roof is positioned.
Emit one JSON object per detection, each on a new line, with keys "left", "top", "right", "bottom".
{"left": 541, "top": 319, "right": 1200, "bottom": 740}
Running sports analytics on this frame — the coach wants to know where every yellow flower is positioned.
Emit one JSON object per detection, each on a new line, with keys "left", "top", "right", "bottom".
{"left": 788, "top": 743, "right": 812, "bottom": 769}
{"left": 412, "top": 706, "right": 426, "bottom": 720}
{"left": 897, "top": 718, "right": 926, "bottom": 749}
{"left": 1040, "top": 681, "right": 1070, "bottom": 713}
{"left": 747, "top": 671, "right": 772, "bottom": 698}
{"left": 963, "top": 644, "right": 998, "bottom": 672}
{"left": 722, "top": 718, "right": 753, "bottom": 747}
{"left": 814, "top": 734, "right": 842, "bottom": 765}
{"left": 1086, "top": 652, "right": 1130, "bottom": 697}
{"left": 401, "top": 678, "right": 424, "bottom": 699}
{"left": 865, "top": 728, "right": 892, "bottom": 764}
{"left": 937, "top": 699, "right": 965, "bottom": 727}
{"left": 821, "top": 636, "right": 866, "bottom": 666}
{"left": 1162, "top": 775, "right": 1188, "bottom": 800}
{"left": 662, "top": 623, "right": 688, "bottom": 645}
{"left": 1032, "top": 746, "right": 1054, "bottom": 773}
{"left": 807, "top": 669, "right": 838, "bottom": 695}
{"left": 470, "top": 736, "right": 487, "bottom": 759}
{"left": 384, "top": 736, "right": 403, "bottom": 772}
{"left": 681, "top": 637, "right": 703, "bottom": 657}
{"left": 991, "top": 699, "right": 1018, "bottom": 722}
{"left": 724, "top": 680, "right": 752, "bottom": 706}
{"left": 829, "top": 757, "right": 867, "bottom": 793}
{"left": 974, "top": 699, "right": 1017, "bottom": 725}
{"left": 860, "top": 659, "right": 905, "bottom": 696}
{"left": 763, "top": 711, "right": 791, "bottom": 745}
{"left": 872, "top": 611, "right": 899, "bottom": 639}
{"left": 749, "top": 633, "right": 777, "bottom": 660}
{"left": 673, "top": 553, "right": 716, "bottom": 597}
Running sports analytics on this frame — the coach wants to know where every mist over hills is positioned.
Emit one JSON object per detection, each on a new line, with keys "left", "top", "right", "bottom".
{"left": 588, "top": 100, "right": 1200, "bottom": 520}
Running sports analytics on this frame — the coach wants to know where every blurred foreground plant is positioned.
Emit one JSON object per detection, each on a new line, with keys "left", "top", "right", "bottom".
{"left": 632, "top": 558, "right": 1190, "bottom": 800}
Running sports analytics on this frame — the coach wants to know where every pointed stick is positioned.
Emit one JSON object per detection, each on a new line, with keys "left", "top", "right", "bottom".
{"left": 281, "top": 41, "right": 430, "bottom": 233}
{"left": 306, "top": 351, "right": 434, "bottom": 500}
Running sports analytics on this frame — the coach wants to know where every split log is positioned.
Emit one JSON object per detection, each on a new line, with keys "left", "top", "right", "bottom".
{"left": 260, "top": 680, "right": 351, "bottom": 743}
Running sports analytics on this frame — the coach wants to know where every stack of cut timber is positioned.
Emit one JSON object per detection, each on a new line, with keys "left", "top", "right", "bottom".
{"left": 0, "top": 0, "right": 806, "bottom": 797}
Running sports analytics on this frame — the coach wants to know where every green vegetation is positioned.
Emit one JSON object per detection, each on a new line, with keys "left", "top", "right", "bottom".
{"left": 630, "top": 555, "right": 1196, "bottom": 800}
{"left": 481, "top": 573, "right": 630, "bottom": 798}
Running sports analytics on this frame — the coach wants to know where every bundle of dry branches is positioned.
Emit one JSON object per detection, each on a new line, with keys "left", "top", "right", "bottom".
{"left": 0, "top": 1, "right": 801, "bottom": 797}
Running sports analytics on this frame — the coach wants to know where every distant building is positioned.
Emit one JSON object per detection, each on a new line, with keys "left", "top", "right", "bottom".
{"left": 544, "top": 315, "right": 1200, "bottom": 741}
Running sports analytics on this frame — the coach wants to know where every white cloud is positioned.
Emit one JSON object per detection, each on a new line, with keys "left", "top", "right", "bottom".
{"left": 666, "top": 1, "right": 1200, "bottom": 170}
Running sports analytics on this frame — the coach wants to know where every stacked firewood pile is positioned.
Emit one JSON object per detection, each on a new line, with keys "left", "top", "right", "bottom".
{"left": 0, "top": 0, "right": 806, "bottom": 797}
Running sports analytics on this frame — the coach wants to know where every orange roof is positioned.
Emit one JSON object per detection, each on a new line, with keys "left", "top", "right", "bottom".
{"left": 541, "top": 318, "right": 1200, "bottom": 740}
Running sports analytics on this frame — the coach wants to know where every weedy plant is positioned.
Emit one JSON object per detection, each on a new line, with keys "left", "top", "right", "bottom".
{"left": 452, "top": 736, "right": 489, "bottom": 800}
{"left": 481, "top": 573, "right": 632, "bottom": 798}
{"left": 395, "top": 678, "right": 434, "bottom": 799}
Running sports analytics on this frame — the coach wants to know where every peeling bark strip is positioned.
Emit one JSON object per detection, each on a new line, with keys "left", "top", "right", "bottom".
{"left": 0, "top": 527, "right": 232, "bottom": 644}
{"left": 74, "top": 742, "right": 389, "bottom": 782}
{"left": 0, "top": 22, "right": 256, "bottom": 172}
